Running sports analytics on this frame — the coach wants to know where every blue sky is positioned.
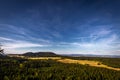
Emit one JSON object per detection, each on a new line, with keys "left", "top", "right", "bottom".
{"left": 0, "top": 0, "right": 120, "bottom": 55}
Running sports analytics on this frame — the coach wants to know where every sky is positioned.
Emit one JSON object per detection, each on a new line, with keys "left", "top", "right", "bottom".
{"left": 0, "top": 0, "right": 120, "bottom": 55}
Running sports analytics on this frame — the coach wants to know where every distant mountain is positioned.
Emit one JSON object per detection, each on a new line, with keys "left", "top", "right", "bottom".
{"left": 22, "top": 52, "right": 59, "bottom": 57}
{"left": 0, "top": 54, "right": 4, "bottom": 57}
{"left": 61, "top": 54, "right": 120, "bottom": 58}
{"left": 0, "top": 54, "right": 8, "bottom": 58}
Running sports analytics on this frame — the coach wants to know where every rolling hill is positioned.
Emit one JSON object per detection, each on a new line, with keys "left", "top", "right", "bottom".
{"left": 22, "top": 52, "right": 60, "bottom": 57}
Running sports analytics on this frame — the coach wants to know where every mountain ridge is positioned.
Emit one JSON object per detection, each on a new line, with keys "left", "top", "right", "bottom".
{"left": 22, "top": 52, "right": 60, "bottom": 57}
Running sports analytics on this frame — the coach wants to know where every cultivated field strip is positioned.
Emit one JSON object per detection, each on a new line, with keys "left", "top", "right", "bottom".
{"left": 57, "top": 59, "right": 120, "bottom": 71}
{"left": 27, "top": 57, "right": 120, "bottom": 71}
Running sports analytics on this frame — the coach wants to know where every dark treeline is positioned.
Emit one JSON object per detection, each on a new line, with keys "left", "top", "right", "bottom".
{"left": 0, "top": 57, "right": 120, "bottom": 80}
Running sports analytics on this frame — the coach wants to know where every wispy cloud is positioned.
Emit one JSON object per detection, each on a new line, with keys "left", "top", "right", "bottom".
{"left": 0, "top": 24, "right": 33, "bottom": 42}
{"left": 0, "top": 23, "right": 120, "bottom": 55}
{"left": 50, "top": 31, "right": 62, "bottom": 38}
{"left": 90, "top": 28, "right": 111, "bottom": 40}
{"left": 29, "top": 37, "right": 51, "bottom": 43}
{"left": 0, "top": 36, "right": 14, "bottom": 41}
{"left": 74, "top": 28, "right": 113, "bottom": 41}
{"left": 3, "top": 41, "right": 45, "bottom": 49}
{"left": 58, "top": 28, "right": 120, "bottom": 55}
{"left": 0, "top": 36, "right": 52, "bottom": 54}
{"left": 0, "top": 23, "right": 53, "bottom": 43}
{"left": 0, "top": 24, "right": 27, "bottom": 35}
{"left": 0, "top": 37, "right": 49, "bottom": 49}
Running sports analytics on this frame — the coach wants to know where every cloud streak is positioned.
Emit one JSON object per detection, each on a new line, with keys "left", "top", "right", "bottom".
{"left": 0, "top": 37, "right": 49, "bottom": 49}
{"left": 3, "top": 41, "right": 45, "bottom": 49}
{"left": 0, "top": 24, "right": 120, "bottom": 55}
{"left": 57, "top": 28, "right": 120, "bottom": 55}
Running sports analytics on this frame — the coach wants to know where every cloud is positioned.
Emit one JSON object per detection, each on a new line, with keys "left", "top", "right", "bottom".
{"left": 0, "top": 36, "right": 52, "bottom": 54}
{"left": 0, "top": 23, "right": 52, "bottom": 44}
{"left": 0, "top": 24, "right": 34, "bottom": 39}
{"left": 97, "top": 28, "right": 111, "bottom": 35}
{"left": 0, "top": 37, "right": 48, "bottom": 49}
{"left": 98, "top": 34, "right": 118, "bottom": 44}
{"left": 75, "top": 27, "right": 114, "bottom": 41}
{"left": 3, "top": 41, "right": 44, "bottom": 49}
{"left": 57, "top": 29, "right": 120, "bottom": 55}
{"left": 29, "top": 37, "right": 51, "bottom": 43}
{"left": 51, "top": 31, "right": 62, "bottom": 38}
{"left": 74, "top": 34, "right": 118, "bottom": 48}
{"left": 73, "top": 28, "right": 112, "bottom": 42}
{"left": 0, "top": 37, "right": 14, "bottom": 41}
{"left": 0, "top": 23, "right": 120, "bottom": 55}
{"left": 90, "top": 28, "right": 111, "bottom": 38}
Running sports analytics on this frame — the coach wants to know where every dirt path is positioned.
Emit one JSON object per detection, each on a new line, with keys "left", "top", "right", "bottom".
{"left": 57, "top": 59, "right": 120, "bottom": 71}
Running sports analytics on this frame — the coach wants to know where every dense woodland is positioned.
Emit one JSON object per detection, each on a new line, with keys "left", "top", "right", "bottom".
{"left": 0, "top": 56, "right": 120, "bottom": 80}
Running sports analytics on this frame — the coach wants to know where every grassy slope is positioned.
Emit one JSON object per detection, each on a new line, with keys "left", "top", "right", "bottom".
{"left": 0, "top": 57, "right": 120, "bottom": 80}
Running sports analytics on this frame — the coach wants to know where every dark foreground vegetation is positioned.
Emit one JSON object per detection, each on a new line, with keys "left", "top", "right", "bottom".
{"left": 0, "top": 57, "right": 120, "bottom": 80}
{"left": 68, "top": 57, "right": 120, "bottom": 68}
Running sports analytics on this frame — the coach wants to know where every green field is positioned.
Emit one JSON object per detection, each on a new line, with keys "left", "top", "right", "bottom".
{"left": 0, "top": 57, "right": 120, "bottom": 80}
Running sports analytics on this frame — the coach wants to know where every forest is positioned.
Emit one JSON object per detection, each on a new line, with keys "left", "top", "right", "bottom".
{"left": 0, "top": 56, "right": 120, "bottom": 80}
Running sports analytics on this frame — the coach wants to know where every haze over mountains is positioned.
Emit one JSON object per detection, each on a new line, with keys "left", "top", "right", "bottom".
{"left": 5, "top": 51, "right": 120, "bottom": 58}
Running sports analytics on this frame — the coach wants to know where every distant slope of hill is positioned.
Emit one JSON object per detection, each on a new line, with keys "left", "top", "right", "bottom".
{"left": 0, "top": 54, "right": 9, "bottom": 58}
{"left": 62, "top": 54, "right": 120, "bottom": 58}
{"left": 22, "top": 52, "right": 59, "bottom": 57}
{"left": 0, "top": 54, "right": 4, "bottom": 57}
